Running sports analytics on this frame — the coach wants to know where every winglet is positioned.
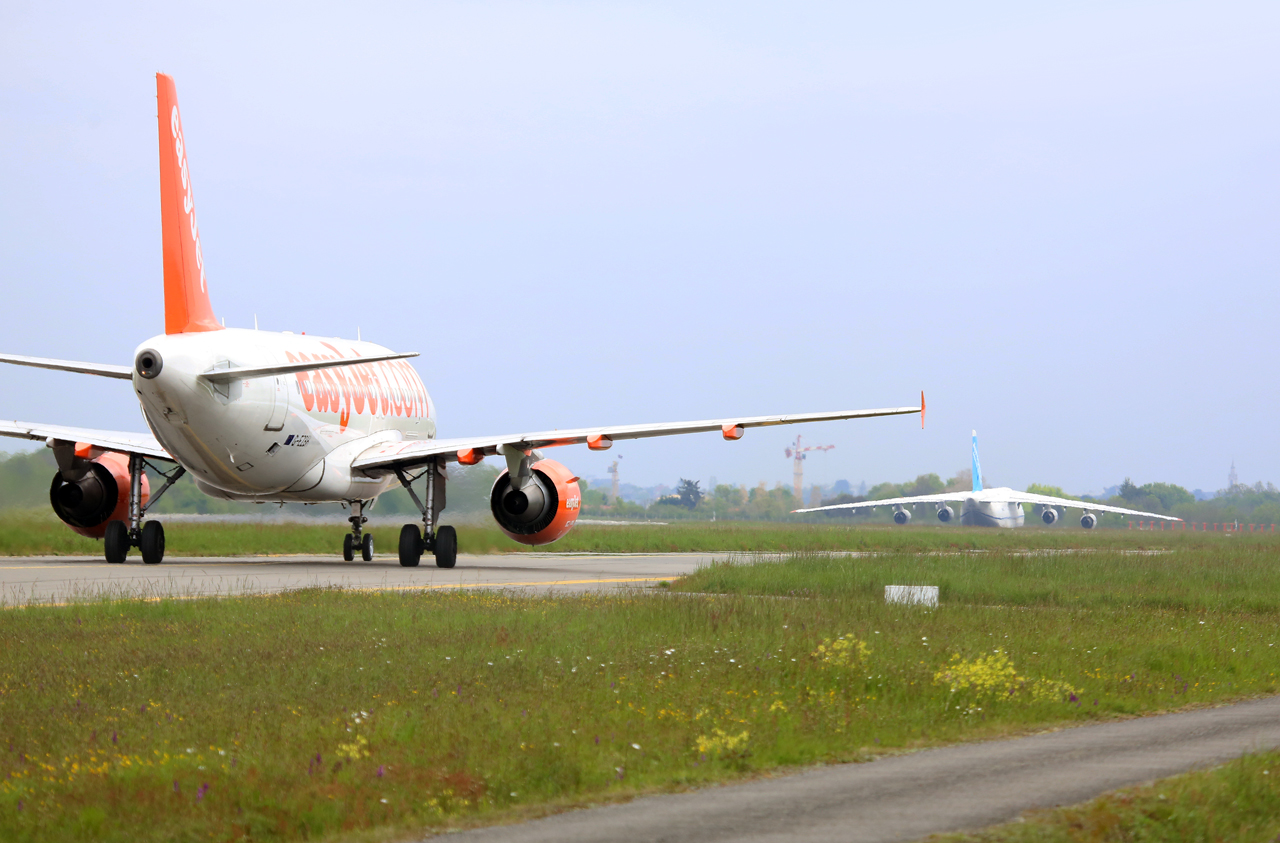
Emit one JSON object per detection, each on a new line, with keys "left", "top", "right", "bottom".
{"left": 157, "top": 73, "right": 221, "bottom": 334}
{"left": 971, "top": 430, "right": 983, "bottom": 493}
{"left": 921, "top": 391, "right": 926, "bottom": 429}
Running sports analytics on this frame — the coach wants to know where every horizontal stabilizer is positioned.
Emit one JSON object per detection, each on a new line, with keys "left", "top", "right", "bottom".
{"left": 198, "top": 351, "right": 419, "bottom": 383}
{"left": 0, "top": 353, "right": 132, "bottom": 380}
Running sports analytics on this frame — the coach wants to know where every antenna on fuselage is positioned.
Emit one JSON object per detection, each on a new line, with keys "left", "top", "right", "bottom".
{"left": 357, "top": 327, "right": 361, "bottom": 341}
{"left": 254, "top": 314, "right": 258, "bottom": 330}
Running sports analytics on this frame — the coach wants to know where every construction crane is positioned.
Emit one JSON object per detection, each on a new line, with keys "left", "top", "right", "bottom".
{"left": 785, "top": 435, "right": 834, "bottom": 503}
{"left": 607, "top": 459, "right": 621, "bottom": 505}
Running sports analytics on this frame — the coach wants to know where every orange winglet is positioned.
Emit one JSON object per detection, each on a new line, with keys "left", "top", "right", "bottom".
{"left": 457, "top": 448, "right": 483, "bottom": 466}
{"left": 921, "top": 390, "right": 926, "bottom": 429}
{"left": 157, "top": 73, "right": 221, "bottom": 334}
{"left": 722, "top": 424, "right": 745, "bottom": 441}
{"left": 586, "top": 434, "right": 612, "bottom": 451}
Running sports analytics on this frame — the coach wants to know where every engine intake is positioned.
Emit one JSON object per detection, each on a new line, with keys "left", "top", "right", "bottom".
{"left": 1080, "top": 512, "right": 1098, "bottom": 529}
{"left": 893, "top": 506, "right": 912, "bottom": 525}
{"left": 936, "top": 505, "right": 953, "bottom": 523}
{"left": 49, "top": 450, "right": 149, "bottom": 538}
{"left": 490, "top": 459, "right": 580, "bottom": 546}
{"left": 1040, "top": 507, "right": 1059, "bottom": 525}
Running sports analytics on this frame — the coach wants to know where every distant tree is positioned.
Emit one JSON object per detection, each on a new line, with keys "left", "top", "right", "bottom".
{"left": 1139, "top": 482, "right": 1194, "bottom": 511}
{"left": 1118, "top": 477, "right": 1142, "bottom": 502}
{"left": 1026, "top": 483, "right": 1071, "bottom": 499}
{"left": 676, "top": 478, "right": 702, "bottom": 510}
{"left": 904, "top": 473, "right": 945, "bottom": 496}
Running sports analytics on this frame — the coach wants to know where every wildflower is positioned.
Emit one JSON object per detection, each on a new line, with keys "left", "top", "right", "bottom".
{"left": 631, "top": 743, "right": 641, "bottom": 750}
{"left": 377, "top": 765, "right": 385, "bottom": 777}
{"left": 812, "top": 634, "right": 871, "bottom": 668}
{"left": 173, "top": 780, "right": 180, "bottom": 793}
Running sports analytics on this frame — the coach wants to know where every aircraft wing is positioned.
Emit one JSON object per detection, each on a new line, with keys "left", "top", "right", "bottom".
{"left": 352, "top": 402, "right": 923, "bottom": 475}
{"left": 793, "top": 491, "right": 970, "bottom": 514}
{"left": 0, "top": 353, "right": 133, "bottom": 379}
{"left": 0, "top": 420, "right": 172, "bottom": 461}
{"left": 998, "top": 490, "right": 1182, "bottom": 521}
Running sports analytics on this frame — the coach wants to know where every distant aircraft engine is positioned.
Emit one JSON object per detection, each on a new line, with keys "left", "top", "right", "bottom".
{"left": 1080, "top": 512, "right": 1098, "bottom": 529}
{"left": 893, "top": 506, "right": 912, "bottom": 525}
{"left": 1041, "top": 507, "right": 1059, "bottom": 525}
{"left": 49, "top": 450, "right": 150, "bottom": 539}
{"left": 936, "top": 505, "right": 953, "bottom": 523}
{"left": 490, "top": 459, "right": 581, "bottom": 546}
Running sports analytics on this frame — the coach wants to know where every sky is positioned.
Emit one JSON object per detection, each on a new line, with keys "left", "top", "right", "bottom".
{"left": 1, "top": 1, "right": 1277, "bottom": 497}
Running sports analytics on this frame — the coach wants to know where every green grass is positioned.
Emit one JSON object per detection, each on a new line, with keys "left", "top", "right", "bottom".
{"left": 0, "top": 509, "right": 1269, "bottom": 557}
{"left": 4, "top": 535, "right": 1280, "bottom": 841}
{"left": 931, "top": 750, "right": 1280, "bottom": 842}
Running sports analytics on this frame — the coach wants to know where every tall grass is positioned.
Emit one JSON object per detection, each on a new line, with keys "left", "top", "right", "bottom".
{"left": 3, "top": 569, "right": 1280, "bottom": 841}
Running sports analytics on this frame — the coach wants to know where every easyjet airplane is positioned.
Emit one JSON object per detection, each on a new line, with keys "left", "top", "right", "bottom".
{"left": 0, "top": 75, "right": 922, "bottom": 568}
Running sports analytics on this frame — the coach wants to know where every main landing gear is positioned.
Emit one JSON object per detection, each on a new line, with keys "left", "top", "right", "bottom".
{"left": 103, "top": 454, "right": 186, "bottom": 565}
{"left": 342, "top": 500, "right": 375, "bottom": 562}
{"left": 393, "top": 461, "right": 456, "bottom": 569}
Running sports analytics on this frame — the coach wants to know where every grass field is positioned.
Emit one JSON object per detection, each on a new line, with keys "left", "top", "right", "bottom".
{"left": 0, "top": 508, "right": 1256, "bottom": 557}
{"left": 2, "top": 532, "right": 1279, "bottom": 842}
{"left": 932, "top": 750, "right": 1280, "bottom": 842}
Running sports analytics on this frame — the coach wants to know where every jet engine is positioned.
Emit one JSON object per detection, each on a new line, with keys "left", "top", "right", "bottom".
{"left": 490, "top": 459, "right": 581, "bottom": 546}
{"left": 893, "top": 506, "right": 912, "bottom": 525}
{"left": 1080, "top": 512, "right": 1098, "bottom": 529}
{"left": 49, "top": 449, "right": 149, "bottom": 539}
{"left": 936, "top": 505, "right": 953, "bottom": 523}
{"left": 1040, "top": 507, "right": 1059, "bottom": 525}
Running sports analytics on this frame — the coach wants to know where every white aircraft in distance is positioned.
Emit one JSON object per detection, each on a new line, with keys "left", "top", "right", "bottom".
{"left": 0, "top": 74, "right": 923, "bottom": 568}
{"left": 794, "top": 431, "right": 1182, "bottom": 529}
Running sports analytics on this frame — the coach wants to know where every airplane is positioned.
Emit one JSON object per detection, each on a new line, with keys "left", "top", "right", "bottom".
{"left": 0, "top": 74, "right": 924, "bottom": 568}
{"left": 793, "top": 431, "right": 1182, "bottom": 528}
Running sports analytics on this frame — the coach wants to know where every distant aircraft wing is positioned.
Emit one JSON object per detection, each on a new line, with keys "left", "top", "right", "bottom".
{"left": 999, "top": 490, "right": 1182, "bottom": 521}
{"left": 352, "top": 402, "right": 923, "bottom": 475}
{"left": 793, "top": 491, "right": 969, "bottom": 514}
{"left": 0, "top": 420, "right": 172, "bottom": 461}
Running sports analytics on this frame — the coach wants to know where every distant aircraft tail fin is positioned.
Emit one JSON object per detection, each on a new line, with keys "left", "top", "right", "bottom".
{"left": 971, "top": 430, "right": 983, "bottom": 492}
{"left": 156, "top": 73, "right": 221, "bottom": 334}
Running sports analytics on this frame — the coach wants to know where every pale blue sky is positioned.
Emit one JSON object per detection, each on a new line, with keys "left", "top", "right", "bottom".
{"left": 1, "top": 1, "right": 1276, "bottom": 495}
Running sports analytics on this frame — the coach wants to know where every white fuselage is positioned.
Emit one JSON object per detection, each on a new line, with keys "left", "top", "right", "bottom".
{"left": 132, "top": 329, "right": 435, "bottom": 503}
{"left": 960, "top": 489, "right": 1026, "bottom": 528}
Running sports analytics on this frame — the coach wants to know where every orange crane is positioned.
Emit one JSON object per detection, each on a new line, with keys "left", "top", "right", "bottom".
{"left": 785, "top": 435, "right": 835, "bottom": 503}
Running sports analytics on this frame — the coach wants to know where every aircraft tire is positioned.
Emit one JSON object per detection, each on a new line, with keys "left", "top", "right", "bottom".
{"left": 434, "top": 525, "right": 457, "bottom": 569}
{"left": 104, "top": 520, "right": 129, "bottom": 564}
{"left": 342, "top": 533, "right": 355, "bottom": 562}
{"left": 398, "top": 524, "right": 422, "bottom": 568}
{"left": 361, "top": 533, "right": 374, "bottom": 562}
{"left": 140, "top": 521, "right": 165, "bottom": 565}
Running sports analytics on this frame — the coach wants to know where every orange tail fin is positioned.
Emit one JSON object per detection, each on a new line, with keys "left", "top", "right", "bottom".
{"left": 157, "top": 73, "right": 221, "bottom": 334}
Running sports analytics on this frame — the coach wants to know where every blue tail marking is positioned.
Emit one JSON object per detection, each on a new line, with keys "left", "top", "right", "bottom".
{"left": 971, "top": 430, "right": 983, "bottom": 493}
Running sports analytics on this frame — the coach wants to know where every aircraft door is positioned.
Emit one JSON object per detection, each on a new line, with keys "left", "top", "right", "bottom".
{"left": 264, "top": 376, "right": 288, "bottom": 431}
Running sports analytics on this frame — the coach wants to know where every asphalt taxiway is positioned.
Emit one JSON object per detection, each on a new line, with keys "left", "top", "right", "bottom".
{"left": 0, "top": 552, "right": 722, "bottom": 604}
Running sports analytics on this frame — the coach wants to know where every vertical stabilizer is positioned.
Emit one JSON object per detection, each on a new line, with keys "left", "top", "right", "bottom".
{"left": 156, "top": 73, "right": 221, "bottom": 334}
{"left": 971, "top": 430, "right": 983, "bottom": 492}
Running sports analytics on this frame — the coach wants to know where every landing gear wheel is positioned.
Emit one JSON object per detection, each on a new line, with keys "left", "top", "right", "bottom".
{"left": 434, "top": 525, "right": 457, "bottom": 569}
{"left": 361, "top": 533, "right": 374, "bottom": 562}
{"left": 140, "top": 521, "right": 165, "bottom": 565}
{"left": 104, "top": 520, "right": 129, "bottom": 564}
{"left": 398, "top": 524, "right": 422, "bottom": 568}
{"left": 342, "top": 533, "right": 355, "bottom": 562}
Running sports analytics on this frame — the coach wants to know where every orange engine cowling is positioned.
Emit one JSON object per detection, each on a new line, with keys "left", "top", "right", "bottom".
{"left": 49, "top": 448, "right": 150, "bottom": 539}
{"left": 489, "top": 459, "right": 580, "bottom": 546}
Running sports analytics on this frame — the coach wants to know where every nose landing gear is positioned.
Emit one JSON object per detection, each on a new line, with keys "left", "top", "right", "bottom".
{"left": 343, "top": 501, "right": 375, "bottom": 561}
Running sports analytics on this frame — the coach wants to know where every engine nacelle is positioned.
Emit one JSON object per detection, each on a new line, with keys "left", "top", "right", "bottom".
{"left": 936, "top": 505, "right": 953, "bottom": 523}
{"left": 1080, "top": 512, "right": 1098, "bottom": 529}
{"left": 490, "top": 459, "right": 581, "bottom": 546}
{"left": 893, "top": 506, "right": 912, "bottom": 525}
{"left": 1040, "top": 507, "right": 1059, "bottom": 525}
{"left": 49, "top": 450, "right": 149, "bottom": 539}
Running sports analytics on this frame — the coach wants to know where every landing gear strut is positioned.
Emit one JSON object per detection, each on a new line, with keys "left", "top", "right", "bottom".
{"left": 394, "top": 461, "right": 455, "bottom": 569}
{"left": 343, "top": 500, "right": 374, "bottom": 561}
{"left": 101, "top": 454, "right": 186, "bottom": 565}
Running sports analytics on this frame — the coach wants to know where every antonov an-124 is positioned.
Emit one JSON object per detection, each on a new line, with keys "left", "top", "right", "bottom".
{"left": 0, "top": 74, "right": 922, "bottom": 567}
{"left": 794, "top": 432, "right": 1181, "bottom": 528}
